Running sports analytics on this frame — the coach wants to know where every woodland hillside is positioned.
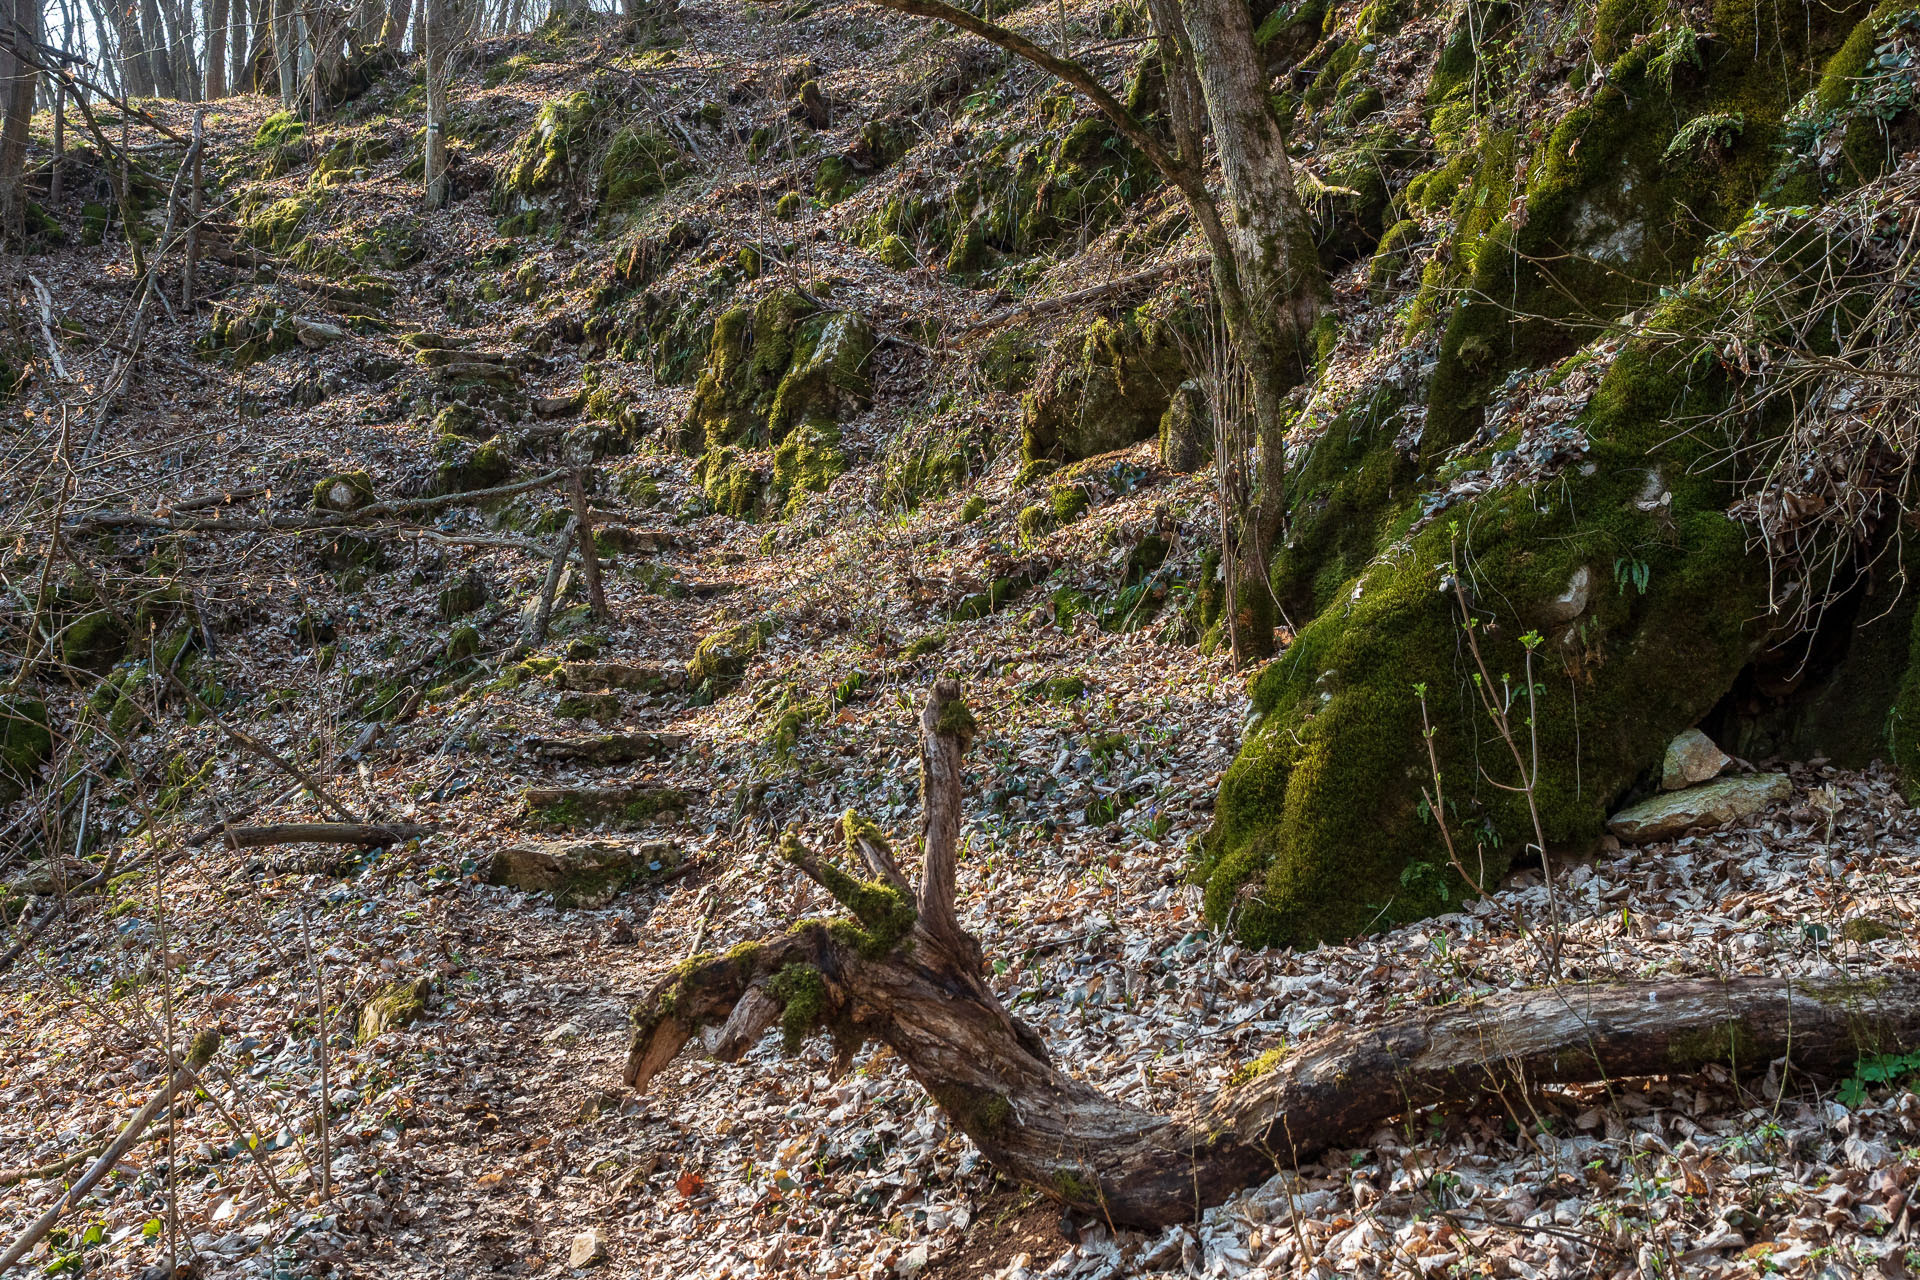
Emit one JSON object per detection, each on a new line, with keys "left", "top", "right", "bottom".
{"left": 0, "top": 0, "right": 1919, "bottom": 1275}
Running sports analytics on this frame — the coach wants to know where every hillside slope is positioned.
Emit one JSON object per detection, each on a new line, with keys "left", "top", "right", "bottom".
{"left": 1, "top": 0, "right": 1918, "bottom": 1276}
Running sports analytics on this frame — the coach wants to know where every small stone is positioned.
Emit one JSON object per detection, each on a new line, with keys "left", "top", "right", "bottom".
{"left": 605, "top": 917, "right": 635, "bottom": 945}
{"left": 1539, "top": 565, "right": 1591, "bottom": 624}
{"left": 1606, "top": 773, "right": 1790, "bottom": 843}
{"left": 568, "top": 1226, "right": 609, "bottom": 1268}
{"left": 293, "top": 317, "right": 346, "bottom": 348}
{"left": 1662, "top": 728, "right": 1731, "bottom": 791}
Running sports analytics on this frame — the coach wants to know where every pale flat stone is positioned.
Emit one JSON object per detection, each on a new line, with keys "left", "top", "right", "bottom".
{"left": 569, "top": 1226, "right": 609, "bottom": 1268}
{"left": 1662, "top": 728, "right": 1732, "bottom": 791}
{"left": 1607, "top": 773, "right": 1790, "bottom": 843}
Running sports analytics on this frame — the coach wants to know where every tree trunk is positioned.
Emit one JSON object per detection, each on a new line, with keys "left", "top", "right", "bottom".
{"left": 232, "top": 0, "right": 257, "bottom": 93}
{"left": 139, "top": 0, "right": 177, "bottom": 97}
{"left": 0, "top": 0, "right": 39, "bottom": 244}
{"left": 382, "top": 0, "right": 410, "bottom": 51}
{"left": 270, "top": 0, "right": 298, "bottom": 106}
{"left": 625, "top": 683, "right": 1920, "bottom": 1230}
{"left": 421, "top": 0, "right": 449, "bottom": 207}
{"left": 206, "top": 0, "right": 229, "bottom": 97}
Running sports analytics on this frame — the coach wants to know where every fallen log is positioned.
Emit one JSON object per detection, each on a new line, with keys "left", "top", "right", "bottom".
{"left": 624, "top": 681, "right": 1920, "bottom": 1230}
{"left": 213, "top": 822, "right": 437, "bottom": 849}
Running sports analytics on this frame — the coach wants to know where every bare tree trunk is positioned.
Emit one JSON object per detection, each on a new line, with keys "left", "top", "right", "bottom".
{"left": 181, "top": 106, "right": 200, "bottom": 313}
{"left": 421, "top": 0, "right": 449, "bottom": 207}
{"left": 138, "top": 0, "right": 176, "bottom": 96}
{"left": 270, "top": 0, "right": 298, "bottom": 106}
{"left": 626, "top": 685, "right": 1920, "bottom": 1229}
{"left": 0, "top": 0, "right": 39, "bottom": 243}
{"left": 48, "top": 82, "right": 62, "bottom": 203}
{"left": 382, "top": 0, "right": 410, "bottom": 50}
{"left": 205, "top": 0, "right": 228, "bottom": 97}
{"left": 231, "top": 0, "right": 255, "bottom": 93}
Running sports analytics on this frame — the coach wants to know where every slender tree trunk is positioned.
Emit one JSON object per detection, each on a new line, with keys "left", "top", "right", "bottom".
{"left": 117, "top": 0, "right": 154, "bottom": 97}
{"left": 206, "top": 0, "right": 229, "bottom": 97}
{"left": 138, "top": 0, "right": 176, "bottom": 97}
{"left": 382, "top": 0, "right": 410, "bottom": 50}
{"left": 270, "top": 0, "right": 298, "bottom": 106}
{"left": 421, "top": 0, "right": 449, "bottom": 207}
{"left": 0, "top": 0, "right": 39, "bottom": 243}
{"left": 232, "top": 0, "right": 255, "bottom": 93}
{"left": 48, "top": 83, "right": 63, "bottom": 203}
{"left": 625, "top": 685, "right": 1920, "bottom": 1230}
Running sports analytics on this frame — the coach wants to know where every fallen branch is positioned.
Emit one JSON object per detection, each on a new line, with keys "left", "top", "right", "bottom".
{"left": 955, "top": 255, "right": 1210, "bottom": 332}
{"left": 212, "top": 822, "right": 437, "bottom": 850}
{"left": 625, "top": 682, "right": 1920, "bottom": 1230}
{"left": 0, "top": 1030, "right": 221, "bottom": 1273}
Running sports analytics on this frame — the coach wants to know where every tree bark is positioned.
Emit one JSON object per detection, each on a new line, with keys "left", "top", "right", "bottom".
{"left": 0, "top": 0, "right": 38, "bottom": 243}
{"left": 625, "top": 685, "right": 1920, "bottom": 1230}
{"left": 421, "top": 0, "right": 449, "bottom": 206}
{"left": 206, "top": 0, "right": 229, "bottom": 97}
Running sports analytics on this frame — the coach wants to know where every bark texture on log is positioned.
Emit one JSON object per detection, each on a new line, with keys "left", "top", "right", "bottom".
{"left": 623, "top": 687, "right": 1920, "bottom": 1230}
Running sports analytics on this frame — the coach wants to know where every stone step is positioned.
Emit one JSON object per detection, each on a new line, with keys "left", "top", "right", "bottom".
{"left": 523, "top": 731, "right": 686, "bottom": 764}
{"left": 484, "top": 837, "right": 682, "bottom": 908}
{"left": 521, "top": 784, "right": 689, "bottom": 829}
{"left": 557, "top": 662, "right": 686, "bottom": 694}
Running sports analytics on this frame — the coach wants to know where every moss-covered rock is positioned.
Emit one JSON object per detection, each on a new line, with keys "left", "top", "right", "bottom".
{"left": 686, "top": 618, "right": 774, "bottom": 694}
{"left": 1423, "top": 1, "right": 1874, "bottom": 457}
{"left": 1198, "top": 335, "right": 1775, "bottom": 947}
{"left": 681, "top": 294, "right": 874, "bottom": 517}
{"left": 497, "top": 91, "right": 689, "bottom": 224}
{"left": 240, "top": 194, "right": 319, "bottom": 253}
{"left": 1023, "top": 307, "right": 1188, "bottom": 463}
{"left": 0, "top": 699, "right": 52, "bottom": 806}
{"left": 523, "top": 785, "right": 690, "bottom": 829}
{"left": 485, "top": 838, "right": 681, "bottom": 908}
{"left": 357, "top": 977, "right": 431, "bottom": 1043}
{"left": 61, "top": 611, "right": 128, "bottom": 676}
{"left": 313, "top": 471, "right": 376, "bottom": 512}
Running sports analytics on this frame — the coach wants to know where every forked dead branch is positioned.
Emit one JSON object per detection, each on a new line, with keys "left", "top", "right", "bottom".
{"left": 625, "top": 682, "right": 1920, "bottom": 1229}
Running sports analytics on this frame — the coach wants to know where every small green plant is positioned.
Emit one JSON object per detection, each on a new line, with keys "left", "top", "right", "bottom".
{"left": 1614, "top": 555, "right": 1651, "bottom": 596}
{"left": 1836, "top": 1049, "right": 1920, "bottom": 1107}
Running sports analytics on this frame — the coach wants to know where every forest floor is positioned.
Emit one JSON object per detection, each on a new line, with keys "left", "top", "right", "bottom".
{"left": 2, "top": 2, "right": 1919, "bottom": 1279}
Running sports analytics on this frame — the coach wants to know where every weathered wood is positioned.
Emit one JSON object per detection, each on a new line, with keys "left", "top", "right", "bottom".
{"left": 214, "top": 822, "right": 436, "bottom": 849}
{"left": 570, "top": 467, "right": 610, "bottom": 622}
{"left": 916, "top": 677, "right": 973, "bottom": 962}
{"left": 625, "top": 684, "right": 1920, "bottom": 1230}
{"left": 523, "top": 514, "right": 580, "bottom": 649}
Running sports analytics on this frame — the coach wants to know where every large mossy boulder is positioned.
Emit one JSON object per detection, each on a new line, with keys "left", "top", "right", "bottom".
{"left": 1420, "top": 0, "right": 1878, "bottom": 456}
{"left": 497, "top": 91, "right": 689, "bottom": 224}
{"left": 0, "top": 699, "right": 52, "bottom": 806}
{"left": 1022, "top": 309, "right": 1187, "bottom": 464}
{"left": 1196, "top": 335, "right": 1776, "bottom": 947}
{"left": 681, "top": 292, "right": 873, "bottom": 516}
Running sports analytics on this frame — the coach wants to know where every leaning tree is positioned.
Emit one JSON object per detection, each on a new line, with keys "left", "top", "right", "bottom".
{"left": 624, "top": 682, "right": 1920, "bottom": 1228}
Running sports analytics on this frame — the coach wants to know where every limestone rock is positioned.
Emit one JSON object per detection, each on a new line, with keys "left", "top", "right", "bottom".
{"left": 568, "top": 1227, "right": 609, "bottom": 1268}
{"left": 1662, "top": 728, "right": 1731, "bottom": 791}
{"left": 1606, "top": 773, "right": 1790, "bottom": 843}
{"left": 357, "top": 977, "right": 431, "bottom": 1043}
{"left": 8, "top": 856, "right": 95, "bottom": 897}
{"left": 1539, "top": 565, "right": 1591, "bottom": 625}
{"left": 1157, "top": 380, "right": 1211, "bottom": 474}
{"left": 485, "top": 838, "right": 679, "bottom": 907}
{"left": 293, "top": 316, "right": 347, "bottom": 348}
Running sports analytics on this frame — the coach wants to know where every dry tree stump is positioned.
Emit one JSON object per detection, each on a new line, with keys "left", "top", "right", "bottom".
{"left": 623, "top": 680, "right": 1920, "bottom": 1229}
